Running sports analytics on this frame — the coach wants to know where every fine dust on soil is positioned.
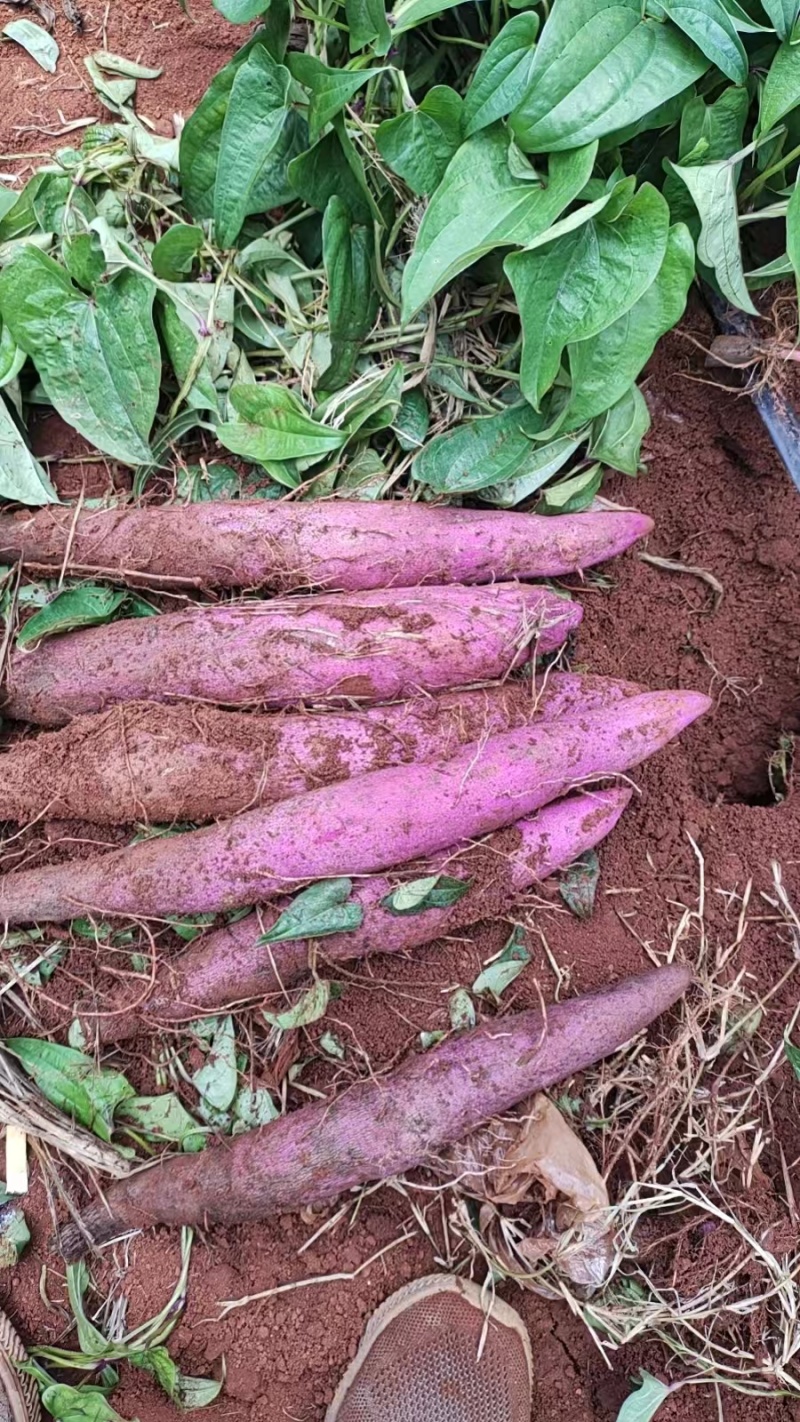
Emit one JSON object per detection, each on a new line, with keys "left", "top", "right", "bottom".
{"left": 1, "top": 8, "right": 800, "bottom": 1422}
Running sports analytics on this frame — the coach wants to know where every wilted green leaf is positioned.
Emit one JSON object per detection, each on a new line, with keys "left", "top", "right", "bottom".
{"left": 92, "top": 49, "right": 161, "bottom": 79}
{"left": 540, "top": 461, "right": 603, "bottom": 512}
{"left": 173, "top": 1374, "right": 224, "bottom": 1408}
{"left": 589, "top": 384, "right": 650, "bottom": 474}
{"left": 768, "top": 732, "right": 795, "bottom": 804}
{"left": 560, "top": 850, "right": 601, "bottom": 919}
{"left": 116, "top": 1094, "right": 207, "bottom": 1151}
{"left": 263, "top": 977, "right": 331, "bottom": 1030}
{"left": 670, "top": 145, "right": 757, "bottom": 313}
{"left": 220, "top": 382, "right": 347, "bottom": 464}
{"left": 4, "top": 1039, "right": 134, "bottom": 1143}
{"left": 392, "top": 389, "right": 429, "bottom": 450}
{"left": 420, "top": 1029, "right": 446, "bottom": 1049}
{"left": 84, "top": 56, "right": 137, "bottom": 110}
{"left": 233, "top": 1085, "right": 280, "bottom": 1131}
{"left": 40, "top": 1383, "right": 127, "bottom": 1422}
{"left": 193, "top": 1015, "right": 238, "bottom": 1112}
{"left": 472, "top": 926, "right": 531, "bottom": 999}
{"left": 0, "top": 388, "right": 57, "bottom": 505}
{"left": 322, "top": 195, "right": 379, "bottom": 389}
{"left": 448, "top": 987, "right": 476, "bottom": 1031}
{"left": 260, "top": 878, "right": 364, "bottom": 943}
{"left": 3, "top": 18, "right": 59, "bottom": 72}
{"left": 176, "top": 462, "right": 242, "bottom": 501}
{"left": 0, "top": 1184, "right": 29, "bottom": 1267}
{"left": 381, "top": 874, "right": 471, "bottom": 915}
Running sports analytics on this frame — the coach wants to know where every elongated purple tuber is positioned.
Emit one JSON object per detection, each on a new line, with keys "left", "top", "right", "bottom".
{"left": 0, "top": 690, "right": 710, "bottom": 924}
{"left": 0, "top": 673, "right": 642, "bottom": 825}
{"left": 0, "top": 500, "right": 653, "bottom": 592}
{"left": 3, "top": 583, "right": 581, "bottom": 726}
{"left": 93, "top": 785, "right": 633, "bottom": 1042}
{"left": 59, "top": 963, "right": 692, "bottom": 1258}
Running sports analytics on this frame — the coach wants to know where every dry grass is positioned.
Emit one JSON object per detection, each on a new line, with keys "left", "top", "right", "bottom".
{"left": 443, "top": 847, "right": 800, "bottom": 1400}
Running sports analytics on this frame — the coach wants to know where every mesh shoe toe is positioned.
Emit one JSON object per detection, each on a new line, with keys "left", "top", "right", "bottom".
{"left": 326, "top": 1273, "right": 532, "bottom": 1422}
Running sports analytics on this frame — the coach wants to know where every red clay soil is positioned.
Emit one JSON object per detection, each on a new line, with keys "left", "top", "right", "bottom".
{"left": 1, "top": 8, "right": 800, "bottom": 1422}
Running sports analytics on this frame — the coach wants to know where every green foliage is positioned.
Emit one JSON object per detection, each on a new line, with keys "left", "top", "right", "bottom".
{"left": 258, "top": 878, "right": 364, "bottom": 943}
{"left": 509, "top": 0, "right": 709, "bottom": 153}
{"left": 322, "top": 195, "right": 379, "bottom": 387}
{"left": 0, "top": 0, "right": 798, "bottom": 511}
{"left": 472, "top": 925, "right": 531, "bottom": 1000}
{"left": 376, "top": 87, "right": 463, "bottom": 194}
{"left": 16, "top": 584, "right": 154, "bottom": 650}
{"left": 3, "top": 1039, "right": 135, "bottom": 1143}
{"left": 3, "top": 18, "right": 58, "bottom": 72}
{"left": 214, "top": 47, "right": 291, "bottom": 247}
{"left": 29, "top": 1233, "right": 221, "bottom": 1419}
{"left": 381, "top": 874, "right": 471, "bottom": 914}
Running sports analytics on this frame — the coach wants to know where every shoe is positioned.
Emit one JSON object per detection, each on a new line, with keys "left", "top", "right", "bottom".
{"left": 0, "top": 1309, "right": 40, "bottom": 1422}
{"left": 326, "top": 1274, "right": 532, "bottom": 1421}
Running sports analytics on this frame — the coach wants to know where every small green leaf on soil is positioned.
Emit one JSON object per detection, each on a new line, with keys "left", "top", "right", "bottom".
{"left": 92, "top": 50, "right": 162, "bottom": 79}
{"left": 448, "top": 988, "right": 476, "bottom": 1031}
{"left": 615, "top": 1372, "right": 672, "bottom": 1422}
{"left": 173, "top": 1374, "right": 224, "bottom": 1408}
{"left": 3, "top": 19, "right": 59, "bottom": 72}
{"left": 192, "top": 1015, "right": 238, "bottom": 1112}
{"left": 560, "top": 850, "right": 601, "bottom": 920}
{"left": 420, "top": 1029, "right": 446, "bottom": 1050}
{"left": 263, "top": 977, "right": 331, "bottom": 1031}
{"left": 472, "top": 926, "right": 530, "bottom": 1000}
{"left": 40, "top": 1382, "right": 127, "bottom": 1421}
